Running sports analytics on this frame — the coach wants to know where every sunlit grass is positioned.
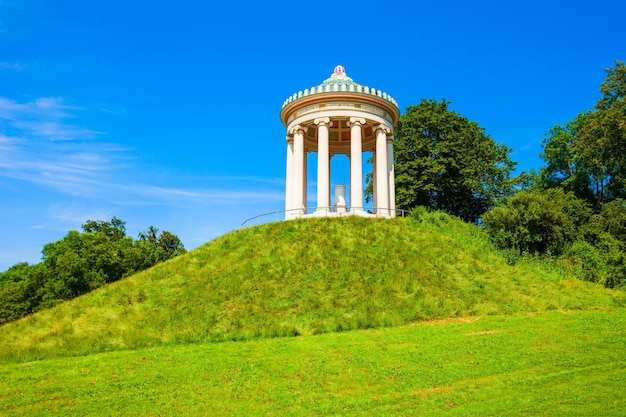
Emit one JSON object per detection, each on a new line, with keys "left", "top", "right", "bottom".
{"left": 0, "top": 214, "right": 623, "bottom": 363}
{"left": 1, "top": 212, "right": 625, "bottom": 415}
{"left": 0, "top": 310, "right": 624, "bottom": 416}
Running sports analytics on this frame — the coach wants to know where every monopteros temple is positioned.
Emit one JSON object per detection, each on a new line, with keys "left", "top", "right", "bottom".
{"left": 280, "top": 65, "right": 400, "bottom": 219}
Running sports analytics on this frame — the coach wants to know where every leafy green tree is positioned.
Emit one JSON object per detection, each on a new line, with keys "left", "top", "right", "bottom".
{"left": 539, "top": 113, "right": 597, "bottom": 201}
{"left": 41, "top": 218, "right": 185, "bottom": 303}
{"left": 0, "top": 263, "right": 47, "bottom": 324}
{"left": 391, "top": 99, "right": 515, "bottom": 222}
{"left": 41, "top": 230, "right": 110, "bottom": 303}
{"left": 598, "top": 198, "right": 626, "bottom": 242}
{"left": 0, "top": 281, "right": 33, "bottom": 324}
{"left": 565, "top": 233, "right": 625, "bottom": 288}
{"left": 82, "top": 217, "right": 126, "bottom": 240}
{"left": 138, "top": 225, "right": 160, "bottom": 246}
{"left": 0, "top": 218, "right": 187, "bottom": 324}
{"left": 138, "top": 226, "right": 186, "bottom": 262}
{"left": 483, "top": 189, "right": 592, "bottom": 256}
{"left": 0, "top": 262, "right": 30, "bottom": 289}
{"left": 540, "top": 61, "right": 626, "bottom": 206}
{"left": 583, "top": 198, "right": 626, "bottom": 244}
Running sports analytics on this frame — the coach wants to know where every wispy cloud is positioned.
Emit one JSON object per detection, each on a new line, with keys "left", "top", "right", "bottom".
{"left": 116, "top": 183, "right": 285, "bottom": 206}
{"left": 0, "top": 97, "right": 74, "bottom": 119}
{"left": 40, "top": 205, "right": 118, "bottom": 231}
{"left": 0, "top": 61, "right": 23, "bottom": 71}
{"left": 0, "top": 97, "right": 100, "bottom": 141}
{"left": 0, "top": 95, "right": 285, "bottom": 208}
{"left": 0, "top": 96, "right": 141, "bottom": 196}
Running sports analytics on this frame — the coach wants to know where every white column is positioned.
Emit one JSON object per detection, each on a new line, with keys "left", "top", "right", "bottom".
{"left": 375, "top": 125, "right": 390, "bottom": 217}
{"left": 387, "top": 136, "right": 395, "bottom": 217}
{"left": 349, "top": 117, "right": 365, "bottom": 213}
{"left": 285, "top": 136, "right": 294, "bottom": 219}
{"left": 372, "top": 152, "right": 377, "bottom": 211}
{"left": 289, "top": 125, "right": 305, "bottom": 217}
{"left": 303, "top": 150, "right": 308, "bottom": 214}
{"left": 315, "top": 117, "right": 331, "bottom": 214}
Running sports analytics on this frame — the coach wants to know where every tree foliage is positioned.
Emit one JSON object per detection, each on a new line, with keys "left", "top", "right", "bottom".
{"left": 0, "top": 218, "right": 186, "bottom": 324}
{"left": 392, "top": 99, "right": 515, "bottom": 222}
{"left": 483, "top": 186, "right": 626, "bottom": 288}
{"left": 82, "top": 217, "right": 127, "bottom": 241}
{"left": 483, "top": 189, "right": 591, "bottom": 257}
{"left": 0, "top": 263, "right": 46, "bottom": 324}
{"left": 568, "top": 198, "right": 626, "bottom": 288}
{"left": 540, "top": 61, "right": 626, "bottom": 206}
{"left": 138, "top": 226, "right": 186, "bottom": 262}
{"left": 489, "top": 61, "right": 626, "bottom": 288}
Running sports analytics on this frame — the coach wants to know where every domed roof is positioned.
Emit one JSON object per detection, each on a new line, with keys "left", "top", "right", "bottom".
{"left": 318, "top": 65, "right": 360, "bottom": 89}
{"left": 281, "top": 65, "right": 399, "bottom": 110}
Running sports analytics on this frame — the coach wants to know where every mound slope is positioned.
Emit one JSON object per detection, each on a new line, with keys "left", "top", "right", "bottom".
{"left": 0, "top": 214, "right": 622, "bottom": 361}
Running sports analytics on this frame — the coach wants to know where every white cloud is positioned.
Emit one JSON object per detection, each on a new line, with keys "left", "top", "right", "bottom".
{"left": 0, "top": 96, "right": 84, "bottom": 122}
{"left": 13, "top": 120, "right": 101, "bottom": 141}
{"left": 44, "top": 205, "right": 117, "bottom": 230}
{"left": 0, "top": 97, "right": 100, "bottom": 141}
{"left": 0, "top": 61, "right": 23, "bottom": 71}
{"left": 0, "top": 96, "right": 127, "bottom": 195}
{"left": 0, "top": 133, "right": 19, "bottom": 150}
{"left": 0, "top": 95, "right": 285, "bottom": 208}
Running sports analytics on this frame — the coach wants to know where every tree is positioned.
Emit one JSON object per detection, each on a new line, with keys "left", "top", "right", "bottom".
{"left": 539, "top": 113, "right": 597, "bottom": 202}
{"left": 82, "top": 217, "right": 126, "bottom": 241}
{"left": 0, "top": 263, "right": 47, "bottom": 324}
{"left": 41, "top": 218, "right": 185, "bottom": 302}
{"left": 597, "top": 60, "right": 626, "bottom": 111}
{"left": 483, "top": 189, "right": 592, "bottom": 256}
{"left": 138, "top": 226, "right": 186, "bottom": 262}
{"left": 157, "top": 231, "right": 186, "bottom": 260}
{"left": 41, "top": 230, "right": 114, "bottom": 302}
{"left": 0, "top": 218, "right": 187, "bottom": 324}
{"left": 540, "top": 61, "right": 626, "bottom": 207}
{"left": 390, "top": 99, "right": 515, "bottom": 222}
{"left": 597, "top": 198, "right": 626, "bottom": 243}
{"left": 581, "top": 199, "right": 626, "bottom": 244}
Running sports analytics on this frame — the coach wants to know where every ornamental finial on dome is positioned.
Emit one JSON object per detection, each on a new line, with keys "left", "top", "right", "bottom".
{"left": 331, "top": 65, "right": 348, "bottom": 80}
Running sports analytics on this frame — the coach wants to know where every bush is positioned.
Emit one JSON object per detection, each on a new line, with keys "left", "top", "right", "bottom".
{"left": 483, "top": 189, "right": 591, "bottom": 256}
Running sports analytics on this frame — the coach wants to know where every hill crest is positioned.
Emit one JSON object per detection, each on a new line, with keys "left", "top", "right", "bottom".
{"left": 0, "top": 213, "right": 622, "bottom": 362}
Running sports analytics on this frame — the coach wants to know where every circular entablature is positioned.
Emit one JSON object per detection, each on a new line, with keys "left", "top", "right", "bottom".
{"left": 280, "top": 66, "right": 400, "bottom": 128}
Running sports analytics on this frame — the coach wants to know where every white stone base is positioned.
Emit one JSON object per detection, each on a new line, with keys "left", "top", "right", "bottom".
{"left": 299, "top": 210, "right": 383, "bottom": 219}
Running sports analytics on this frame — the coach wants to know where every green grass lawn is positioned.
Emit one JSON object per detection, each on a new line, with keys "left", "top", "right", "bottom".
{"left": 1, "top": 309, "right": 624, "bottom": 416}
{"left": 1, "top": 213, "right": 624, "bottom": 415}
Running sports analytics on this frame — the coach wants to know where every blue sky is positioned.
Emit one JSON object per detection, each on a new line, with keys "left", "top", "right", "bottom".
{"left": 1, "top": 0, "right": 625, "bottom": 271}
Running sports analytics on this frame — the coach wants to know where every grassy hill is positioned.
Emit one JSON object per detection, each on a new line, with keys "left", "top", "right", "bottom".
{"left": 1, "top": 211, "right": 625, "bottom": 415}
{"left": 0, "top": 212, "right": 623, "bottom": 363}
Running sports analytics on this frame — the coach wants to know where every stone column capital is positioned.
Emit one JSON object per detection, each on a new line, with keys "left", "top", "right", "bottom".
{"left": 348, "top": 117, "right": 366, "bottom": 127}
{"left": 314, "top": 117, "right": 333, "bottom": 127}
{"left": 289, "top": 124, "right": 307, "bottom": 136}
{"left": 375, "top": 124, "right": 391, "bottom": 135}
{"left": 285, "top": 135, "right": 293, "bottom": 144}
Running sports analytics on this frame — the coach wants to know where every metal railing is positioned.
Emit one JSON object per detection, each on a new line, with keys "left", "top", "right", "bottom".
{"left": 241, "top": 206, "right": 409, "bottom": 227}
